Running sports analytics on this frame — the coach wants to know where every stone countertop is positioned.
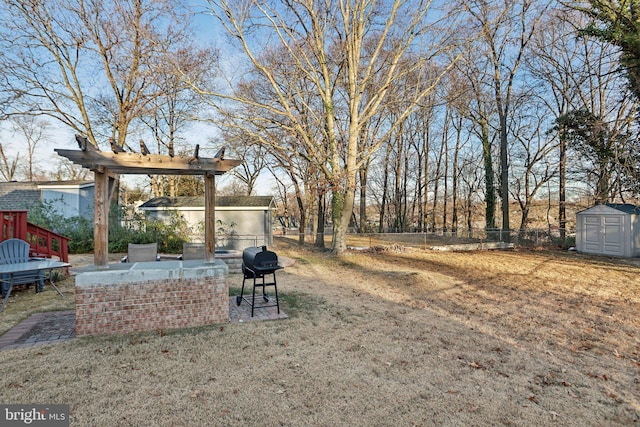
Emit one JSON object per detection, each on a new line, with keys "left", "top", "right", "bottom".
{"left": 74, "top": 259, "right": 228, "bottom": 287}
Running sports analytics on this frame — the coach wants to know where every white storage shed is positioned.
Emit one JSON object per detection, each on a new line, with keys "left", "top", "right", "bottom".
{"left": 575, "top": 203, "right": 640, "bottom": 257}
{"left": 138, "top": 195, "right": 275, "bottom": 248}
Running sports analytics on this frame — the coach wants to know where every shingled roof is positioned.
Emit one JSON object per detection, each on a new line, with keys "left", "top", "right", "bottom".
{"left": 139, "top": 196, "right": 274, "bottom": 209}
{"left": 0, "top": 182, "right": 41, "bottom": 210}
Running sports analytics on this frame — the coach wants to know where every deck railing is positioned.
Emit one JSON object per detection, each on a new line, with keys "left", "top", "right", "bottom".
{"left": 0, "top": 210, "right": 69, "bottom": 262}
{"left": 1, "top": 210, "right": 28, "bottom": 241}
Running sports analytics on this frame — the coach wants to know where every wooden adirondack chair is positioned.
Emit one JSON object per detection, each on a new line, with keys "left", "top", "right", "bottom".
{"left": 0, "top": 238, "right": 44, "bottom": 297}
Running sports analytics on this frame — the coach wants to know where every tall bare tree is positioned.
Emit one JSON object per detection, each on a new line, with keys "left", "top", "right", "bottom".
{"left": 532, "top": 7, "right": 638, "bottom": 205}
{"left": 0, "top": 0, "right": 188, "bottom": 151}
{"left": 458, "top": 0, "right": 551, "bottom": 234}
{"left": 527, "top": 8, "right": 586, "bottom": 238}
{"left": 10, "top": 116, "right": 49, "bottom": 181}
{"left": 0, "top": 143, "right": 19, "bottom": 181}
{"left": 508, "top": 101, "right": 558, "bottom": 230}
{"left": 450, "top": 54, "right": 498, "bottom": 231}
{"left": 200, "top": 0, "right": 459, "bottom": 255}
{"left": 52, "top": 158, "right": 93, "bottom": 181}
{"left": 224, "top": 133, "right": 269, "bottom": 196}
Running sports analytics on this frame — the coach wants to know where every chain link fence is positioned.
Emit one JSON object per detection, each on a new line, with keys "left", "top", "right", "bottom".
{"left": 275, "top": 228, "right": 575, "bottom": 250}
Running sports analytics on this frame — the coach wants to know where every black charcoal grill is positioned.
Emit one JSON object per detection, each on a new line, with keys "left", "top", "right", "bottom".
{"left": 237, "top": 246, "right": 283, "bottom": 316}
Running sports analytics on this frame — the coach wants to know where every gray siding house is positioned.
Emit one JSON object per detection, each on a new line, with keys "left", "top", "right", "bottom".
{"left": 0, "top": 181, "right": 94, "bottom": 219}
{"left": 138, "top": 196, "right": 275, "bottom": 248}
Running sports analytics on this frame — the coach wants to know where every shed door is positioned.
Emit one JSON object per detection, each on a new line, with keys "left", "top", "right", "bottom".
{"left": 603, "top": 216, "right": 623, "bottom": 255}
{"left": 583, "top": 215, "right": 624, "bottom": 256}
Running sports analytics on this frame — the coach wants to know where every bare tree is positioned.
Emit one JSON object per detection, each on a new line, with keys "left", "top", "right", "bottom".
{"left": 531, "top": 7, "right": 637, "bottom": 206}
{"left": 199, "top": 0, "right": 460, "bottom": 255}
{"left": 0, "top": 143, "right": 18, "bottom": 181}
{"left": 527, "top": 7, "right": 586, "bottom": 239}
{"left": 10, "top": 116, "right": 50, "bottom": 181}
{"left": 450, "top": 110, "right": 470, "bottom": 233}
{"left": 508, "top": 100, "right": 558, "bottom": 230}
{"left": 52, "top": 158, "right": 92, "bottom": 181}
{"left": 458, "top": 0, "right": 551, "bottom": 234}
{"left": 144, "top": 42, "right": 217, "bottom": 157}
{"left": 457, "top": 151, "right": 484, "bottom": 234}
{"left": 0, "top": 0, "right": 189, "bottom": 151}
{"left": 449, "top": 57, "right": 498, "bottom": 231}
{"left": 224, "top": 134, "right": 269, "bottom": 196}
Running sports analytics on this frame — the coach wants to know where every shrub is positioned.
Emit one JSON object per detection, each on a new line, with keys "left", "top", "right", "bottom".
{"left": 110, "top": 208, "right": 190, "bottom": 253}
{"left": 27, "top": 202, "right": 192, "bottom": 254}
{"left": 27, "top": 201, "right": 93, "bottom": 253}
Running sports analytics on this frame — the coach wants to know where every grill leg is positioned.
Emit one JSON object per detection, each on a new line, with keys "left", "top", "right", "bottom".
{"left": 272, "top": 271, "right": 280, "bottom": 314}
{"left": 251, "top": 274, "right": 257, "bottom": 317}
{"left": 262, "top": 274, "right": 268, "bottom": 301}
{"left": 238, "top": 274, "right": 247, "bottom": 306}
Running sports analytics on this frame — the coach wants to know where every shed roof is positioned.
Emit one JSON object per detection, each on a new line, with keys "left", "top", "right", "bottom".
{"left": 577, "top": 203, "right": 640, "bottom": 215}
{"left": 139, "top": 196, "right": 275, "bottom": 209}
{"left": 605, "top": 204, "right": 640, "bottom": 214}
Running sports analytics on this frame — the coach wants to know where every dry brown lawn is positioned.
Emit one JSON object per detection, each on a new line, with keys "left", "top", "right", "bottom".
{"left": 0, "top": 242, "right": 638, "bottom": 426}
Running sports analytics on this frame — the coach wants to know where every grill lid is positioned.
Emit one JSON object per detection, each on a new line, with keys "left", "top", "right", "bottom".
{"left": 242, "top": 246, "right": 280, "bottom": 271}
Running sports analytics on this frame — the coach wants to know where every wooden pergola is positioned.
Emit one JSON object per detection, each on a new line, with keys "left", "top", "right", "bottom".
{"left": 55, "top": 147, "right": 241, "bottom": 267}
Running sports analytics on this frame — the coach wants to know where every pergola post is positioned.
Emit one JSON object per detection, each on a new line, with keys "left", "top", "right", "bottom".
{"left": 204, "top": 172, "right": 216, "bottom": 263}
{"left": 94, "top": 170, "right": 110, "bottom": 267}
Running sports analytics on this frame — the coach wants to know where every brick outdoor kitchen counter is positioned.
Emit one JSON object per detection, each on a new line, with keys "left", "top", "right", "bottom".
{"left": 74, "top": 260, "right": 229, "bottom": 337}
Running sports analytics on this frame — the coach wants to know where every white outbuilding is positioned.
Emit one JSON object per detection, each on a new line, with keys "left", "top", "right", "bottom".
{"left": 138, "top": 195, "right": 275, "bottom": 249}
{"left": 575, "top": 203, "right": 640, "bottom": 257}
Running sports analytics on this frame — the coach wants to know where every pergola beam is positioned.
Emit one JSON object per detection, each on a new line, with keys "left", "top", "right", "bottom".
{"left": 54, "top": 149, "right": 241, "bottom": 176}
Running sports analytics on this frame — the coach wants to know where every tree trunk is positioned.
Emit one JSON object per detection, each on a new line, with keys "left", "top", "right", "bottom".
{"left": 416, "top": 147, "right": 424, "bottom": 232}
{"left": 481, "top": 118, "right": 496, "bottom": 230}
{"left": 452, "top": 115, "right": 462, "bottom": 234}
{"left": 359, "top": 165, "right": 367, "bottom": 233}
{"left": 595, "top": 167, "right": 611, "bottom": 204}
{"left": 423, "top": 129, "right": 430, "bottom": 231}
{"left": 559, "top": 133, "right": 566, "bottom": 241}
{"left": 394, "top": 134, "right": 403, "bottom": 230}
{"left": 169, "top": 176, "right": 176, "bottom": 197}
{"left": 332, "top": 127, "right": 358, "bottom": 254}
{"left": 466, "top": 185, "right": 473, "bottom": 237}
{"left": 402, "top": 152, "right": 409, "bottom": 231}
{"left": 315, "top": 193, "right": 325, "bottom": 248}
{"left": 431, "top": 144, "right": 442, "bottom": 232}
{"left": 519, "top": 206, "right": 529, "bottom": 231}
{"left": 442, "top": 128, "right": 449, "bottom": 233}
{"left": 332, "top": 187, "right": 356, "bottom": 255}
{"left": 499, "top": 113, "right": 510, "bottom": 235}
{"left": 378, "top": 144, "right": 392, "bottom": 233}
{"left": 297, "top": 194, "right": 306, "bottom": 245}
